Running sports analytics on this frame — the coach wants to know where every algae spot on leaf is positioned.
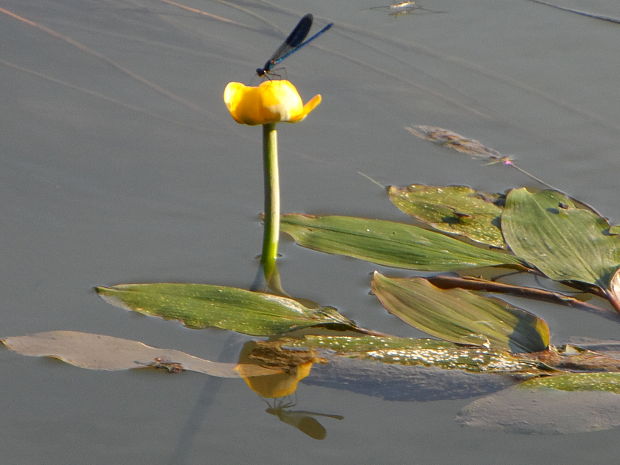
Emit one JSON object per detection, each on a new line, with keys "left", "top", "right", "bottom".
{"left": 371, "top": 272, "right": 550, "bottom": 353}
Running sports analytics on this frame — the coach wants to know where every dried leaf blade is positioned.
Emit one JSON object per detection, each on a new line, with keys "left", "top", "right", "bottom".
{"left": 2, "top": 330, "right": 277, "bottom": 377}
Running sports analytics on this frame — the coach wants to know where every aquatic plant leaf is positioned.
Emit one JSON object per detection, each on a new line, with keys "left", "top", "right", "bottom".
{"left": 96, "top": 283, "right": 357, "bottom": 336}
{"left": 518, "top": 372, "right": 620, "bottom": 393}
{"left": 281, "top": 214, "right": 522, "bottom": 271}
{"left": 1, "top": 330, "right": 277, "bottom": 377}
{"left": 458, "top": 385, "right": 620, "bottom": 434}
{"left": 502, "top": 188, "right": 620, "bottom": 290}
{"left": 371, "top": 272, "right": 550, "bottom": 353}
{"left": 282, "top": 335, "right": 545, "bottom": 374}
{"left": 388, "top": 184, "right": 505, "bottom": 248}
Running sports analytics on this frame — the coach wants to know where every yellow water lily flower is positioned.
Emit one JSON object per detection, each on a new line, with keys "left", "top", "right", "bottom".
{"left": 223, "top": 80, "right": 322, "bottom": 125}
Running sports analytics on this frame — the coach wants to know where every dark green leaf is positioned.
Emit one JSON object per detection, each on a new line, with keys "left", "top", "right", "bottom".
{"left": 371, "top": 272, "right": 550, "bottom": 353}
{"left": 388, "top": 184, "right": 505, "bottom": 248}
{"left": 281, "top": 214, "right": 522, "bottom": 271}
{"left": 96, "top": 283, "right": 357, "bottom": 336}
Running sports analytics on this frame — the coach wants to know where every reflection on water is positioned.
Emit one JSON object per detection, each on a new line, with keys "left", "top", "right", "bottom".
{"left": 265, "top": 397, "right": 344, "bottom": 440}
{"left": 237, "top": 339, "right": 323, "bottom": 399}
{"left": 4, "top": 0, "right": 620, "bottom": 462}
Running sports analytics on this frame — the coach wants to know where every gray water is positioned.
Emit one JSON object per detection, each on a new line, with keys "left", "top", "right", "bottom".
{"left": 2, "top": 0, "right": 619, "bottom": 463}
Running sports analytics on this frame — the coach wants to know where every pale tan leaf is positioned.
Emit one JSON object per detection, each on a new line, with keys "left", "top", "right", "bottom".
{"left": 2, "top": 331, "right": 278, "bottom": 377}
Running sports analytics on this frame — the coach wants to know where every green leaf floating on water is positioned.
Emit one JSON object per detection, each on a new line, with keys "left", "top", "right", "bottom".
{"left": 502, "top": 188, "right": 620, "bottom": 290}
{"left": 281, "top": 335, "right": 544, "bottom": 373}
{"left": 281, "top": 214, "right": 522, "bottom": 271}
{"left": 519, "top": 372, "right": 620, "bottom": 393}
{"left": 388, "top": 184, "right": 505, "bottom": 248}
{"left": 96, "top": 283, "right": 357, "bottom": 336}
{"left": 371, "top": 272, "right": 550, "bottom": 353}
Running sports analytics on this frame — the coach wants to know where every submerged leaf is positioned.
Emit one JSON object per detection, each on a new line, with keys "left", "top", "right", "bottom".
{"left": 502, "top": 188, "right": 620, "bottom": 290}
{"left": 282, "top": 335, "right": 545, "bottom": 374}
{"left": 1, "top": 330, "right": 277, "bottom": 377}
{"left": 371, "top": 272, "right": 550, "bottom": 353}
{"left": 405, "top": 126, "right": 504, "bottom": 160}
{"left": 388, "top": 184, "right": 505, "bottom": 248}
{"left": 96, "top": 283, "right": 357, "bottom": 336}
{"left": 281, "top": 214, "right": 522, "bottom": 271}
{"left": 458, "top": 385, "right": 620, "bottom": 434}
{"left": 518, "top": 372, "right": 620, "bottom": 393}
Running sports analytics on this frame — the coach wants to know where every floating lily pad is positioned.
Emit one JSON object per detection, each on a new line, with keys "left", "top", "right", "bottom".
{"left": 388, "top": 184, "right": 505, "bottom": 248}
{"left": 502, "top": 188, "right": 620, "bottom": 290}
{"left": 96, "top": 283, "right": 357, "bottom": 336}
{"left": 281, "top": 214, "right": 522, "bottom": 271}
{"left": 371, "top": 272, "right": 550, "bottom": 353}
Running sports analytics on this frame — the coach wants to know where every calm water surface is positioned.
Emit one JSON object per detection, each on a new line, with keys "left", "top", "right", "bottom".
{"left": 2, "top": 0, "right": 619, "bottom": 463}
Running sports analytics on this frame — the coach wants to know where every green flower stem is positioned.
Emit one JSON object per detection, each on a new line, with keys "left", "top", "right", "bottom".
{"left": 261, "top": 122, "right": 280, "bottom": 280}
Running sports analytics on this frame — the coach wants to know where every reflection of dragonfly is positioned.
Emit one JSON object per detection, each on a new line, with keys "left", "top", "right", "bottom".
{"left": 264, "top": 398, "right": 344, "bottom": 440}
{"left": 405, "top": 125, "right": 558, "bottom": 190}
{"left": 367, "top": 1, "right": 445, "bottom": 16}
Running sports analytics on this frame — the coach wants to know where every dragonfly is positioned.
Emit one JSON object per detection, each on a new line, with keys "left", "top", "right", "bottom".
{"left": 367, "top": 1, "right": 445, "bottom": 16}
{"left": 256, "top": 14, "right": 333, "bottom": 78}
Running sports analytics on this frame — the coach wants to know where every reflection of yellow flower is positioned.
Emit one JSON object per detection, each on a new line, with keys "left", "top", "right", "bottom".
{"left": 223, "top": 80, "right": 322, "bottom": 125}
{"left": 239, "top": 361, "right": 314, "bottom": 399}
{"left": 235, "top": 340, "right": 318, "bottom": 398}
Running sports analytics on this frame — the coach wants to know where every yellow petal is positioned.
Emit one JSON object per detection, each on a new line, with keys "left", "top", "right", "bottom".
{"left": 290, "top": 94, "right": 322, "bottom": 123}
{"left": 223, "top": 80, "right": 322, "bottom": 125}
{"left": 223, "top": 82, "right": 262, "bottom": 125}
